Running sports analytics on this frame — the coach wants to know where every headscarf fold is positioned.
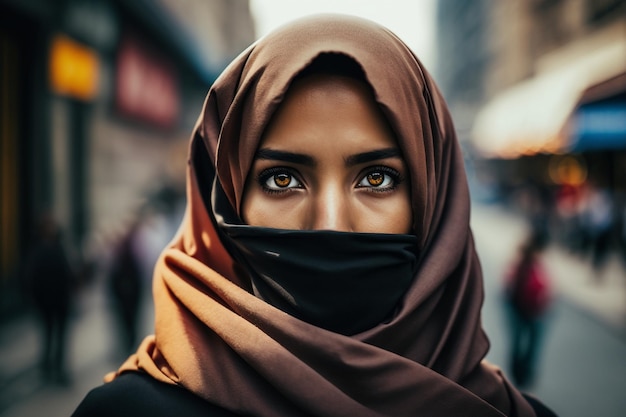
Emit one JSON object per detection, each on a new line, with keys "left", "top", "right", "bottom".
{"left": 109, "top": 14, "right": 537, "bottom": 417}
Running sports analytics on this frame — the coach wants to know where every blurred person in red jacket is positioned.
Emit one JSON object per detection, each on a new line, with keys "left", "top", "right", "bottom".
{"left": 504, "top": 230, "right": 552, "bottom": 388}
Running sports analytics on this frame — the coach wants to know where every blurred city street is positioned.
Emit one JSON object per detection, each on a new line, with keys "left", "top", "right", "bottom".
{"left": 1, "top": 1, "right": 625, "bottom": 416}
{"left": 473, "top": 202, "right": 626, "bottom": 417}
{"left": 0, "top": 202, "right": 624, "bottom": 417}
{"left": 0, "top": 269, "right": 155, "bottom": 417}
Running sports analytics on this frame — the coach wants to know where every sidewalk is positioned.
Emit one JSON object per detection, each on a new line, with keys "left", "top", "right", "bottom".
{"left": 472, "top": 202, "right": 626, "bottom": 417}
{"left": 471, "top": 203, "right": 626, "bottom": 335}
{"left": 0, "top": 276, "right": 154, "bottom": 417}
{"left": 544, "top": 246, "right": 626, "bottom": 333}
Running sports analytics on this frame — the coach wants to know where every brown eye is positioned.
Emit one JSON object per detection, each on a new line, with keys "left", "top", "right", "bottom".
{"left": 367, "top": 172, "right": 384, "bottom": 186}
{"left": 260, "top": 168, "right": 302, "bottom": 192}
{"left": 357, "top": 167, "right": 401, "bottom": 191}
{"left": 274, "top": 173, "right": 292, "bottom": 187}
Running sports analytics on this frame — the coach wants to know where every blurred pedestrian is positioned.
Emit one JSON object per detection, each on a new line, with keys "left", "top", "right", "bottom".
{"left": 74, "top": 15, "right": 557, "bottom": 416}
{"left": 554, "top": 181, "right": 585, "bottom": 252}
{"left": 517, "top": 182, "right": 551, "bottom": 246}
{"left": 24, "top": 211, "right": 77, "bottom": 385}
{"left": 504, "top": 230, "right": 552, "bottom": 388}
{"left": 582, "top": 184, "right": 614, "bottom": 276}
{"left": 108, "top": 219, "right": 144, "bottom": 357}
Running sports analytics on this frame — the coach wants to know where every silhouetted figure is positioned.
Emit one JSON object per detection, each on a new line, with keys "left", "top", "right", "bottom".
{"left": 108, "top": 221, "right": 143, "bottom": 357}
{"left": 24, "top": 212, "right": 76, "bottom": 385}
{"left": 504, "top": 231, "right": 552, "bottom": 388}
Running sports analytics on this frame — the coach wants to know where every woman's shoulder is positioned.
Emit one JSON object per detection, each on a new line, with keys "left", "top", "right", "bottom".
{"left": 72, "top": 371, "right": 240, "bottom": 417}
{"left": 523, "top": 393, "right": 559, "bottom": 417}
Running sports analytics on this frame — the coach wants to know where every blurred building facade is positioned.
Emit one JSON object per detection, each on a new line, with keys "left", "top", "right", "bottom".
{"left": 472, "top": 0, "right": 625, "bottom": 160}
{"left": 0, "top": 0, "right": 255, "bottom": 315}
{"left": 435, "top": 0, "right": 491, "bottom": 141}
{"left": 436, "top": 0, "right": 626, "bottom": 250}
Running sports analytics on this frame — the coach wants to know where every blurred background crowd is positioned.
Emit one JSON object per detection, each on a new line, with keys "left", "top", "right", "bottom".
{"left": 0, "top": 0, "right": 624, "bottom": 416}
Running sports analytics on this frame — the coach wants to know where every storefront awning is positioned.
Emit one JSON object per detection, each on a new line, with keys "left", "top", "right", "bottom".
{"left": 569, "top": 99, "right": 626, "bottom": 152}
{"left": 471, "top": 23, "right": 626, "bottom": 158}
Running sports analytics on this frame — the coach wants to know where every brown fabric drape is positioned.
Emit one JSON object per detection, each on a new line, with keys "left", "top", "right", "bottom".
{"left": 108, "top": 14, "right": 537, "bottom": 417}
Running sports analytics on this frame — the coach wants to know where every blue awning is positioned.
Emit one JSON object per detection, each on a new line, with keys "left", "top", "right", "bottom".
{"left": 569, "top": 103, "right": 626, "bottom": 151}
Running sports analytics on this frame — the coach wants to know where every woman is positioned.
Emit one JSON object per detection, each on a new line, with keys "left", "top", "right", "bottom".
{"left": 73, "top": 14, "right": 556, "bottom": 417}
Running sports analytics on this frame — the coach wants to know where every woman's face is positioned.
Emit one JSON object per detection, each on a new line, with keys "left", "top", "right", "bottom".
{"left": 241, "top": 74, "right": 412, "bottom": 234}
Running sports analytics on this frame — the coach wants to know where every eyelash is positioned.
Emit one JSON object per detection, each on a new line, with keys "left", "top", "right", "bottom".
{"left": 356, "top": 166, "right": 404, "bottom": 193}
{"left": 257, "top": 167, "right": 302, "bottom": 194}
{"left": 256, "top": 165, "right": 404, "bottom": 194}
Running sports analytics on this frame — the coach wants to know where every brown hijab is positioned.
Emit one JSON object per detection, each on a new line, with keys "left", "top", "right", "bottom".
{"left": 109, "top": 14, "right": 537, "bottom": 417}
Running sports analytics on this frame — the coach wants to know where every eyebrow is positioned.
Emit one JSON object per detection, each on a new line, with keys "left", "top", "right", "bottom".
{"left": 254, "top": 149, "right": 316, "bottom": 166}
{"left": 345, "top": 148, "right": 402, "bottom": 166}
{"left": 253, "top": 147, "right": 402, "bottom": 167}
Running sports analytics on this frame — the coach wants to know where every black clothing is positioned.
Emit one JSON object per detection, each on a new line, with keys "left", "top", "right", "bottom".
{"left": 72, "top": 372, "right": 239, "bottom": 417}
{"left": 108, "top": 233, "right": 143, "bottom": 355}
{"left": 524, "top": 393, "right": 559, "bottom": 417}
{"left": 25, "top": 237, "right": 75, "bottom": 382}
{"left": 73, "top": 371, "right": 557, "bottom": 417}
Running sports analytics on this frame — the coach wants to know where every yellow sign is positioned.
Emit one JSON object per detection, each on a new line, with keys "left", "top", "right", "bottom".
{"left": 49, "top": 34, "right": 99, "bottom": 101}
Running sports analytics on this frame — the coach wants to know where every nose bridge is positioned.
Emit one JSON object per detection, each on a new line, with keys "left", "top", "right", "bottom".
{"left": 311, "top": 180, "right": 351, "bottom": 231}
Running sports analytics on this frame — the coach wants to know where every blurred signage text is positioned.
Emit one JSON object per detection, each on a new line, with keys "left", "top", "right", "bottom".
{"left": 115, "top": 34, "right": 180, "bottom": 129}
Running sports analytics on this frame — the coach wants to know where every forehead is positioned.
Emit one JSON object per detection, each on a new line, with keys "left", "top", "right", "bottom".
{"left": 257, "top": 75, "right": 400, "bottom": 165}
{"left": 260, "top": 73, "right": 399, "bottom": 152}
{"left": 279, "top": 73, "right": 378, "bottom": 117}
